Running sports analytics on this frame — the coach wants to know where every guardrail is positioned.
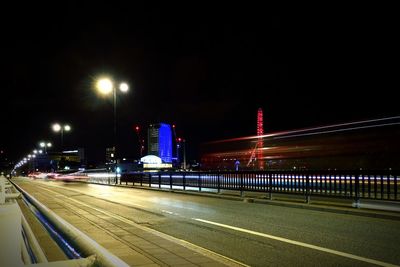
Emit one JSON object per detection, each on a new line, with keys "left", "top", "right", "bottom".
{"left": 11, "top": 181, "right": 129, "bottom": 267}
{"left": 119, "top": 170, "right": 399, "bottom": 203}
{"left": 0, "top": 177, "right": 51, "bottom": 266}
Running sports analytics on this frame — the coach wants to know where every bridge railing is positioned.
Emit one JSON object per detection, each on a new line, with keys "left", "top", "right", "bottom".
{"left": 10, "top": 179, "right": 129, "bottom": 267}
{"left": 118, "top": 170, "right": 399, "bottom": 202}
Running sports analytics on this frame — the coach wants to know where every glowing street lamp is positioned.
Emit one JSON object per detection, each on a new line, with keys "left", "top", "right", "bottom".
{"left": 96, "top": 77, "right": 129, "bottom": 184}
{"left": 177, "top": 137, "right": 187, "bottom": 170}
{"left": 52, "top": 123, "right": 71, "bottom": 149}
{"left": 39, "top": 142, "right": 52, "bottom": 154}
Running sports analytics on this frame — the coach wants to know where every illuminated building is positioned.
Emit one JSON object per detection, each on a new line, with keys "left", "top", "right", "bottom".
{"left": 140, "top": 155, "right": 172, "bottom": 169}
{"left": 148, "top": 123, "right": 173, "bottom": 163}
{"left": 105, "top": 147, "right": 115, "bottom": 164}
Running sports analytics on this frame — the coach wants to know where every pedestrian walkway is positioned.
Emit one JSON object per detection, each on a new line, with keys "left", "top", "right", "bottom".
{"left": 12, "top": 177, "right": 246, "bottom": 267}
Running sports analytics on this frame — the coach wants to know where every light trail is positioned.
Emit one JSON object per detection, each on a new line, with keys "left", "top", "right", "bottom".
{"left": 204, "top": 116, "right": 400, "bottom": 144}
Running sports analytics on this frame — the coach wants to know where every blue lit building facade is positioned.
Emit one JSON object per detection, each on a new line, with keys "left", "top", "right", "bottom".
{"left": 148, "top": 123, "right": 173, "bottom": 163}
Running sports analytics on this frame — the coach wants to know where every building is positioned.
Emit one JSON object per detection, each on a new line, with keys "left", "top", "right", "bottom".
{"left": 148, "top": 123, "right": 173, "bottom": 163}
{"left": 39, "top": 148, "right": 85, "bottom": 171}
{"left": 105, "top": 147, "right": 115, "bottom": 164}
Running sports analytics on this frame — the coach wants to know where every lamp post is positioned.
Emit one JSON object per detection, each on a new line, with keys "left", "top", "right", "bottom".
{"left": 39, "top": 141, "right": 52, "bottom": 172}
{"left": 39, "top": 142, "right": 52, "bottom": 154}
{"left": 52, "top": 123, "right": 71, "bottom": 150}
{"left": 96, "top": 77, "right": 129, "bottom": 184}
{"left": 182, "top": 138, "right": 186, "bottom": 170}
{"left": 177, "top": 137, "right": 186, "bottom": 170}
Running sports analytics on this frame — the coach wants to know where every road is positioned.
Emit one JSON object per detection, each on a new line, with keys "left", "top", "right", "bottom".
{"left": 13, "top": 177, "right": 400, "bottom": 267}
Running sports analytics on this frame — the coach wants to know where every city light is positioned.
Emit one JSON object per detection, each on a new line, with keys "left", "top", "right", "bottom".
{"left": 52, "top": 123, "right": 71, "bottom": 148}
{"left": 95, "top": 76, "right": 129, "bottom": 184}
{"left": 119, "top": 82, "right": 129, "bottom": 92}
{"left": 39, "top": 141, "right": 52, "bottom": 154}
{"left": 96, "top": 78, "right": 113, "bottom": 94}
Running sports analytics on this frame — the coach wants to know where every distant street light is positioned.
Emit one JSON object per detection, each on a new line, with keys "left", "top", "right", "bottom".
{"left": 177, "top": 137, "right": 187, "bottom": 170}
{"left": 39, "top": 141, "right": 52, "bottom": 154}
{"left": 52, "top": 123, "right": 71, "bottom": 149}
{"left": 96, "top": 77, "right": 129, "bottom": 184}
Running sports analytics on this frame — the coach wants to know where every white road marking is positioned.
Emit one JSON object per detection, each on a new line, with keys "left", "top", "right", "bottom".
{"left": 193, "top": 218, "right": 399, "bottom": 267}
{"left": 161, "top": 210, "right": 180, "bottom": 216}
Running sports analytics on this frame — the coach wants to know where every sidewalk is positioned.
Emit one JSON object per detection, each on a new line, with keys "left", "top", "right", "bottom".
{"left": 13, "top": 178, "right": 246, "bottom": 267}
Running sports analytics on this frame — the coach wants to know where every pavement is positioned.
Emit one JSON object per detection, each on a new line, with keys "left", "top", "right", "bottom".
{"left": 12, "top": 177, "right": 246, "bottom": 267}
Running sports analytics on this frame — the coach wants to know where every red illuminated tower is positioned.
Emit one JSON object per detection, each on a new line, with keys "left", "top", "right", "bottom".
{"left": 257, "top": 108, "right": 264, "bottom": 169}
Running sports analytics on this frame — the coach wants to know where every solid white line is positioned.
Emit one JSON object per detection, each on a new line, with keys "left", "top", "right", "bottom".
{"left": 161, "top": 210, "right": 180, "bottom": 216}
{"left": 193, "top": 218, "right": 399, "bottom": 267}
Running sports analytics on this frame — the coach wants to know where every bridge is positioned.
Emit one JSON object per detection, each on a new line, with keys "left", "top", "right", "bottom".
{"left": 2, "top": 172, "right": 400, "bottom": 266}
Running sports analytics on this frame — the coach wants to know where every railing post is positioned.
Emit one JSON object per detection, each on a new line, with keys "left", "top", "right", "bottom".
{"left": 305, "top": 174, "right": 310, "bottom": 203}
{"left": 170, "top": 173, "right": 172, "bottom": 190}
{"left": 268, "top": 173, "right": 272, "bottom": 200}
{"left": 198, "top": 172, "right": 202, "bottom": 192}
{"left": 183, "top": 172, "right": 186, "bottom": 191}
{"left": 353, "top": 173, "right": 360, "bottom": 208}
{"left": 158, "top": 173, "right": 161, "bottom": 189}
{"left": 217, "top": 172, "right": 221, "bottom": 194}
{"left": 394, "top": 174, "right": 398, "bottom": 201}
{"left": 387, "top": 171, "right": 391, "bottom": 200}
{"left": 240, "top": 172, "right": 244, "bottom": 197}
{"left": 149, "top": 173, "right": 152, "bottom": 188}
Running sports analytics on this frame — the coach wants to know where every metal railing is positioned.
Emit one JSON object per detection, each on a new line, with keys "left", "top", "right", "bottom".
{"left": 2, "top": 177, "right": 96, "bottom": 266}
{"left": 118, "top": 170, "right": 400, "bottom": 202}
{"left": 11, "top": 181, "right": 129, "bottom": 267}
{"left": 1, "top": 177, "right": 47, "bottom": 266}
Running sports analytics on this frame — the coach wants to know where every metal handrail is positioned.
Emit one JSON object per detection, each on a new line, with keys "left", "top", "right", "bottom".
{"left": 117, "top": 170, "right": 400, "bottom": 203}
{"left": 1, "top": 177, "right": 42, "bottom": 266}
{"left": 12, "top": 181, "right": 129, "bottom": 267}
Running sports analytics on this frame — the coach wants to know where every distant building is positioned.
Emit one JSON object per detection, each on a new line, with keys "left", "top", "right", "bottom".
{"left": 28, "top": 148, "right": 85, "bottom": 172}
{"left": 148, "top": 123, "right": 173, "bottom": 163}
{"left": 45, "top": 148, "right": 85, "bottom": 171}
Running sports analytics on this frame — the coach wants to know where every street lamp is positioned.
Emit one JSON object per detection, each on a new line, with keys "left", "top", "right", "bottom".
{"left": 96, "top": 77, "right": 129, "bottom": 184}
{"left": 177, "top": 137, "right": 187, "bottom": 170}
{"left": 39, "top": 142, "right": 52, "bottom": 172}
{"left": 52, "top": 123, "right": 71, "bottom": 149}
{"left": 39, "top": 142, "right": 52, "bottom": 154}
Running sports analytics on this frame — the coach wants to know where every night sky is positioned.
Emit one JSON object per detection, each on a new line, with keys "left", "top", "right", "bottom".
{"left": 1, "top": 5, "right": 398, "bottom": 163}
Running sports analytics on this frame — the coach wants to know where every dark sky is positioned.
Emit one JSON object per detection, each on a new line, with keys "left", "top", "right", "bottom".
{"left": 1, "top": 5, "right": 398, "bottom": 163}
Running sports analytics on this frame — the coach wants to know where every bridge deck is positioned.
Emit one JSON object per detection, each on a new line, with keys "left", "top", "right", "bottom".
{"left": 13, "top": 177, "right": 238, "bottom": 266}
